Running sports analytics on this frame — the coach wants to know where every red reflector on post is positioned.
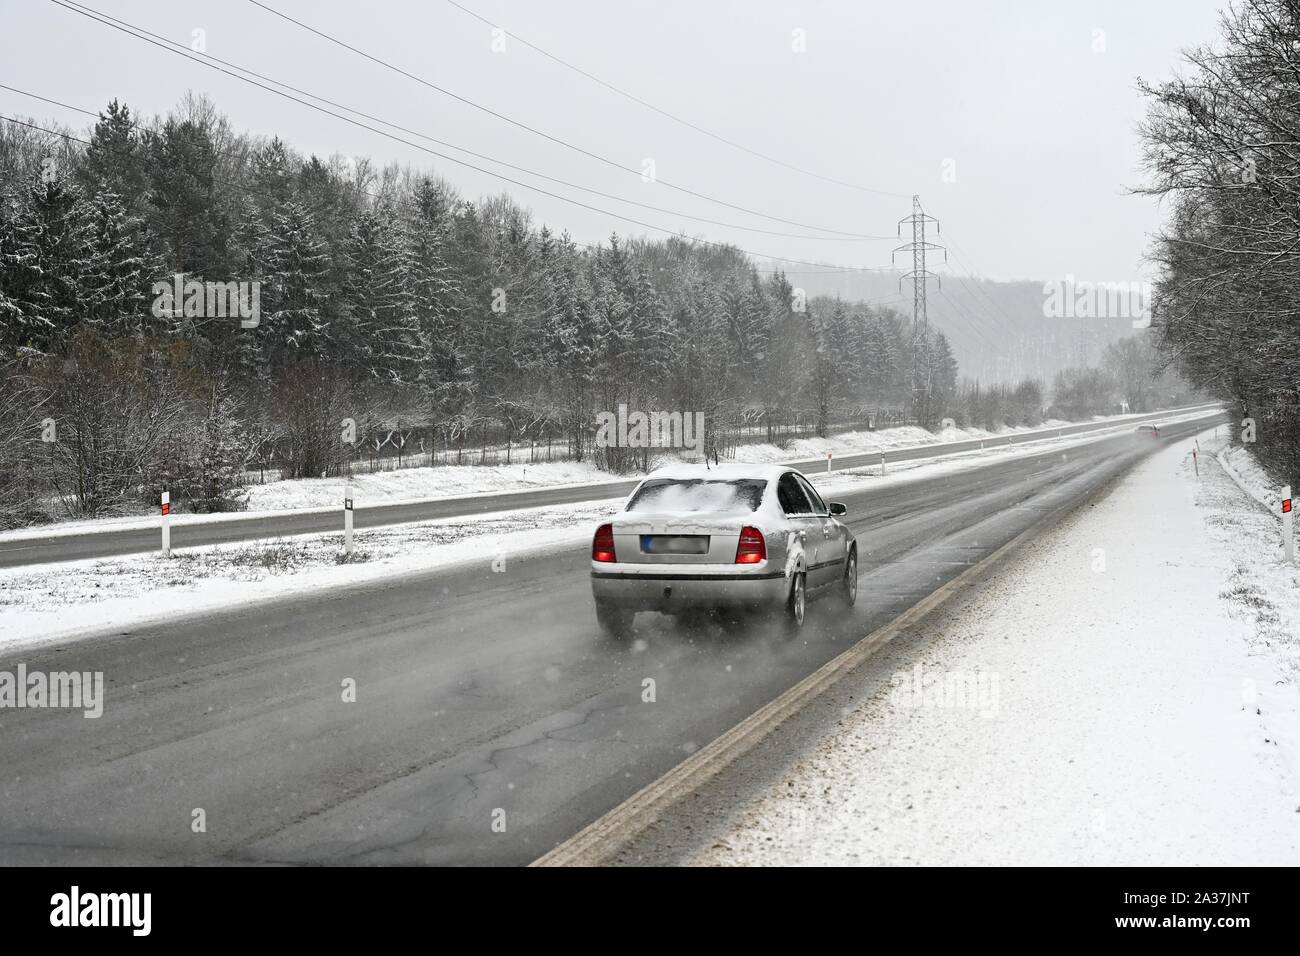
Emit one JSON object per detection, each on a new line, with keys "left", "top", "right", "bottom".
{"left": 592, "top": 523, "right": 617, "bottom": 562}
{"left": 1284, "top": 499, "right": 1293, "bottom": 514}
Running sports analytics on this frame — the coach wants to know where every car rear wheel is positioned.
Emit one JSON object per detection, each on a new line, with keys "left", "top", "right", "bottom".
{"left": 595, "top": 601, "right": 634, "bottom": 639}
{"left": 839, "top": 548, "right": 858, "bottom": 608}
{"left": 782, "top": 571, "right": 806, "bottom": 636}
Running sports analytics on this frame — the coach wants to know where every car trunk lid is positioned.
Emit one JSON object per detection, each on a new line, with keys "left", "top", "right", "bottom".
{"left": 610, "top": 513, "right": 748, "bottom": 565}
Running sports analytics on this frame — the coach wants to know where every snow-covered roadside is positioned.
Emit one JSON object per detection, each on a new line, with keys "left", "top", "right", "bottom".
{"left": 0, "top": 417, "right": 1076, "bottom": 535}
{"left": 239, "top": 419, "right": 1079, "bottom": 512}
{"left": 1217, "top": 442, "right": 1284, "bottom": 514}
{"left": 1202, "top": 444, "right": 1300, "bottom": 682}
{"left": 0, "top": 498, "right": 617, "bottom": 653}
{"left": 690, "top": 429, "right": 1300, "bottom": 866}
{"left": 0, "top": 419, "right": 1214, "bottom": 653}
{"left": 237, "top": 408, "right": 1201, "bottom": 511}
{"left": 0, "top": 406, "right": 1222, "bottom": 543}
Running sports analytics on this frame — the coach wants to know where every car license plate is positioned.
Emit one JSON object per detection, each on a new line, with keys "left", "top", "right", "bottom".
{"left": 641, "top": 535, "right": 709, "bottom": 555}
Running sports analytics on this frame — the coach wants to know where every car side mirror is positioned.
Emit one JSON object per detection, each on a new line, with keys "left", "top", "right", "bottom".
{"left": 829, "top": 502, "right": 847, "bottom": 516}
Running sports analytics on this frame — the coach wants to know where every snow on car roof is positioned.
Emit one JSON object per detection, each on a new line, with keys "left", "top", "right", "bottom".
{"left": 642, "top": 462, "right": 795, "bottom": 482}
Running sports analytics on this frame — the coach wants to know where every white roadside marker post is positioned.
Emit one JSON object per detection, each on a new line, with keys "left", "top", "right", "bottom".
{"left": 826, "top": 451, "right": 832, "bottom": 474}
{"left": 160, "top": 490, "right": 171, "bottom": 558}
{"left": 1283, "top": 485, "right": 1294, "bottom": 564}
{"left": 344, "top": 484, "right": 355, "bottom": 557}
{"left": 880, "top": 451, "right": 885, "bottom": 477}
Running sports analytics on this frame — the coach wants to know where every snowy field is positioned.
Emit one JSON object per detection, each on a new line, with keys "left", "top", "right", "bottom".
{"left": 690, "top": 431, "right": 1300, "bottom": 865}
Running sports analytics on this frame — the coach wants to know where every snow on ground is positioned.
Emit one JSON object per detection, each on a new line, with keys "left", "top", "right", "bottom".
{"left": 0, "top": 441, "right": 1039, "bottom": 651}
{"left": 0, "top": 499, "right": 617, "bottom": 653}
{"left": 239, "top": 421, "right": 1051, "bottom": 512}
{"left": 0, "top": 410, "right": 1227, "bottom": 651}
{"left": 236, "top": 412, "right": 1148, "bottom": 511}
{"left": 691, "top": 429, "right": 1300, "bottom": 866}
{"left": 246, "top": 459, "right": 607, "bottom": 512}
{"left": 0, "top": 406, "right": 1221, "bottom": 543}
{"left": 1218, "top": 442, "right": 1285, "bottom": 513}
{"left": 1202, "top": 445, "right": 1300, "bottom": 683}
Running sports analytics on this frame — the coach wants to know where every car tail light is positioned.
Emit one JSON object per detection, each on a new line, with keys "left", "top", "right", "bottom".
{"left": 735, "top": 526, "right": 766, "bottom": 564}
{"left": 592, "top": 523, "right": 617, "bottom": 562}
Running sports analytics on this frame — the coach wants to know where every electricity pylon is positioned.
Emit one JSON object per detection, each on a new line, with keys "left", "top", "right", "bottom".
{"left": 893, "top": 195, "right": 946, "bottom": 425}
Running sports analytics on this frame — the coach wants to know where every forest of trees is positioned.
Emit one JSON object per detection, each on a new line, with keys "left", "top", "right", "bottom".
{"left": 1139, "top": 0, "right": 1300, "bottom": 486}
{"left": 0, "top": 89, "right": 1197, "bottom": 528}
{"left": 0, "top": 95, "right": 967, "bottom": 525}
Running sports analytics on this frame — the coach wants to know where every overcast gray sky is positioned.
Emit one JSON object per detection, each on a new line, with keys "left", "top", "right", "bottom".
{"left": 1, "top": 0, "right": 1227, "bottom": 283}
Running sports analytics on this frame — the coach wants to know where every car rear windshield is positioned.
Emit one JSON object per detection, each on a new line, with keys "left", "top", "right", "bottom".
{"left": 626, "top": 478, "right": 767, "bottom": 513}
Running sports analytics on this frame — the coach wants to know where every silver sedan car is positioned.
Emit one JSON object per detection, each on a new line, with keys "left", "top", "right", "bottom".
{"left": 590, "top": 464, "right": 857, "bottom": 637}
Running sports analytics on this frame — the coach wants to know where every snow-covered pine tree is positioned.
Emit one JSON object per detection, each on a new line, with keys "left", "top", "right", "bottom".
{"left": 405, "top": 182, "right": 464, "bottom": 450}
{"left": 146, "top": 117, "right": 229, "bottom": 277}
{"left": 0, "top": 189, "right": 50, "bottom": 358}
{"left": 259, "top": 201, "right": 332, "bottom": 369}
{"left": 80, "top": 100, "right": 150, "bottom": 214}
{"left": 341, "top": 208, "right": 420, "bottom": 383}
{"left": 10, "top": 171, "right": 92, "bottom": 356}
{"left": 82, "top": 189, "right": 157, "bottom": 338}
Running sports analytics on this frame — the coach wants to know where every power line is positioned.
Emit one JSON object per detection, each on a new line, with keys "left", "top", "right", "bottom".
{"left": 37, "top": 5, "right": 894, "bottom": 245}
{"left": 46, "top": 0, "right": 899, "bottom": 274}
{"left": 936, "top": 253, "right": 1031, "bottom": 380}
{"left": 917, "top": 199, "right": 1022, "bottom": 331}
{"left": 946, "top": 248, "right": 1016, "bottom": 327}
{"left": 760, "top": 266, "right": 900, "bottom": 276}
{"left": 0, "top": 112, "right": 871, "bottom": 281}
{"left": 50, "top": 3, "right": 883, "bottom": 243}
{"left": 936, "top": 285, "right": 1006, "bottom": 360}
{"left": 925, "top": 256, "right": 1023, "bottom": 378}
{"left": 939, "top": 223, "right": 1141, "bottom": 376}
{"left": 242, "top": 0, "right": 882, "bottom": 237}
{"left": 929, "top": 258, "right": 1012, "bottom": 349}
{"left": 909, "top": 200, "right": 1028, "bottom": 373}
{"left": 0, "top": 112, "right": 350, "bottom": 212}
{"left": 0, "top": 114, "right": 87, "bottom": 145}
{"left": 441, "top": 0, "right": 910, "bottom": 201}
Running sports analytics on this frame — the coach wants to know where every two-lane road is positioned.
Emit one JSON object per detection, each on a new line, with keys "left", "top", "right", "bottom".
{"left": 0, "top": 415, "right": 1220, "bottom": 865}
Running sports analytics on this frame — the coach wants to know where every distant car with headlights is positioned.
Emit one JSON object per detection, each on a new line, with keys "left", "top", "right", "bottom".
{"left": 589, "top": 464, "right": 857, "bottom": 638}
{"left": 1133, "top": 423, "right": 1161, "bottom": 439}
